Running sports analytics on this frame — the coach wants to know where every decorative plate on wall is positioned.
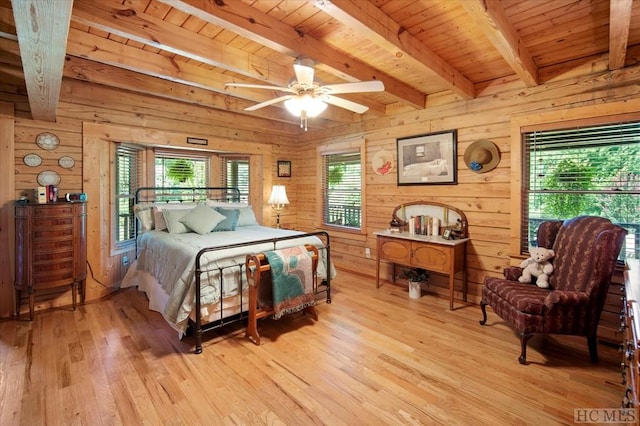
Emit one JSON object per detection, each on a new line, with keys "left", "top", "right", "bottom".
{"left": 58, "top": 156, "right": 75, "bottom": 169}
{"left": 23, "top": 153, "right": 42, "bottom": 167}
{"left": 36, "top": 132, "right": 60, "bottom": 150}
{"left": 37, "top": 170, "right": 61, "bottom": 186}
{"left": 372, "top": 149, "right": 393, "bottom": 176}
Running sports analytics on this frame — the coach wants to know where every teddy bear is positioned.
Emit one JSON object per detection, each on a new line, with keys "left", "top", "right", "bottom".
{"left": 518, "top": 246, "right": 555, "bottom": 288}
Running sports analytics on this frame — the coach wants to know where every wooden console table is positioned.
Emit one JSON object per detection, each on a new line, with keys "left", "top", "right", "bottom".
{"left": 375, "top": 200, "right": 470, "bottom": 310}
{"left": 375, "top": 231, "right": 468, "bottom": 310}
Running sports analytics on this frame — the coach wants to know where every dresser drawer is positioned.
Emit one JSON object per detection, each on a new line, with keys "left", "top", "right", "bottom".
{"left": 33, "top": 216, "right": 73, "bottom": 228}
{"left": 412, "top": 244, "right": 450, "bottom": 273}
{"left": 33, "top": 239, "right": 74, "bottom": 252}
{"left": 33, "top": 250, "right": 74, "bottom": 263}
{"left": 378, "top": 237, "right": 411, "bottom": 264}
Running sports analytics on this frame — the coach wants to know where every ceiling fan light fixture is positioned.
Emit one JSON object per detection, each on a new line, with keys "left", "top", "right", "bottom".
{"left": 284, "top": 97, "right": 302, "bottom": 117}
{"left": 284, "top": 94, "right": 327, "bottom": 118}
{"left": 284, "top": 94, "right": 328, "bottom": 130}
{"left": 303, "top": 95, "right": 328, "bottom": 118}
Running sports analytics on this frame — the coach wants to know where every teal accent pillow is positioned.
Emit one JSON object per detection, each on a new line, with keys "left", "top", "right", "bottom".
{"left": 213, "top": 208, "right": 240, "bottom": 231}
{"left": 179, "top": 204, "right": 226, "bottom": 235}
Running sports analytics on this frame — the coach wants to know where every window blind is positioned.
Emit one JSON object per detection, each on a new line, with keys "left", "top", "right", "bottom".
{"left": 115, "top": 144, "right": 143, "bottom": 244}
{"left": 522, "top": 121, "right": 640, "bottom": 260}
{"left": 154, "top": 150, "right": 209, "bottom": 189}
{"left": 322, "top": 152, "right": 362, "bottom": 229}
{"left": 221, "top": 156, "right": 250, "bottom": 202}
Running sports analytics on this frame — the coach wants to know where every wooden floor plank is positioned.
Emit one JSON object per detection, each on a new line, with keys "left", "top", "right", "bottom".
{"left": 0, "top": 269, "right": 625, "bottom": 425}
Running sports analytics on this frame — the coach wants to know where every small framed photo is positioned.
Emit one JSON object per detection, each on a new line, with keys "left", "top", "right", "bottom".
{"left": 277, "top": 160, "right": 291, "bottom": 177}
{"left": 397, "top": 130, "right": 457, "bottom": 185}
{"left": 442, "top": 228, "right": 452, "bottom": 240}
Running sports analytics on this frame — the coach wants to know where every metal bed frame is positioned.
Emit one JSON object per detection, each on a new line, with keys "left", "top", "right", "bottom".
{"left": 133, "top": 187, "right": 331, "bottom": 353}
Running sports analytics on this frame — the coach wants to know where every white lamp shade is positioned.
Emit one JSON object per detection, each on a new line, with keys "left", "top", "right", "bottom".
{"left": 268, "top": 185, "right": 289, "bottom": 206}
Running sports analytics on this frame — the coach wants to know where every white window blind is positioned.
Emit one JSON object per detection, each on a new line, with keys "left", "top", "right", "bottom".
{"left": 522, "top": 121, "right": 640, "bottom": 260}
{"left": 154, "top": 150, "right": 209, "bottom": 190}
{"left": 222, "top": 156, "right": 250, "bottom": 202}
{"left": 115, "top": 144, "right": 143, "bottom": 245}
{"left": 323, "top": 152, "right": 362, "bottom": 229}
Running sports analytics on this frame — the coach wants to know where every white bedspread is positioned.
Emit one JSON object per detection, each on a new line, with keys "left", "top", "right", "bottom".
{"left": 121, "top": 226, "right": 333, "bottom": 332}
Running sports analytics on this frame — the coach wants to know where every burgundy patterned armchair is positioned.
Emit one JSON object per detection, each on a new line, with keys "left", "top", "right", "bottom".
{"left": 480, "top": 216, "right": 626, "bottom": 364}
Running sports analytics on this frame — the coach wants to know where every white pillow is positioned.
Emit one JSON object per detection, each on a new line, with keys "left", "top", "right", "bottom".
{"left": 152, "top": 203, "right": 199, "bottom": 231}
{"left": 162, "top": 209, "right": 193, "bottom": 234}
{"left": 236, "top": 206, "right": 258, "bottom": 226}
{"left": 134, "top": 203, "right": 155, "bottom": 232}
{"left": 180, "top": 205, "right": 226, "bottom": 235}
{"left": 206, "top": 200, "right": 248, "bottom": 208}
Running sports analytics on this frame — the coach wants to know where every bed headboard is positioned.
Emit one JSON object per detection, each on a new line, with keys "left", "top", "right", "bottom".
{"left": 135, "top": 187, "right": 242, "bottom": 204}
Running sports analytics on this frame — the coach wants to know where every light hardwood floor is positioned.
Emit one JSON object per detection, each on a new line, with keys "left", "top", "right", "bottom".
{"left": 0, "top": 270, "right": 625, "bottom": 425}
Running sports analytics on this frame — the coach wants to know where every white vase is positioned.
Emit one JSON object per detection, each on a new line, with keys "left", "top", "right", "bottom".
{"left": 408, "top": 280, "right": 421, "bottom": 299}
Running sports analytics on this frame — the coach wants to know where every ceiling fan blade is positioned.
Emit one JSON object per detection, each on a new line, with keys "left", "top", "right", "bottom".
{"left": 225, "top": 82, "right": 295, "bottom": 93}
{"left": 244, "top": 95, "right": 293, "bottom": 111}
{"left": 323, "top": 95, "right": 370, "bottom": 114}
{"left": 293, "top": 63, "right": 315, "bottom": 87}
{"left": 320, "top": 80, "right": 385, "bottom": 94}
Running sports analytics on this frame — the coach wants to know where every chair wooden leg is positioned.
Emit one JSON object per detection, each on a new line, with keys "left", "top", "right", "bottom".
{"left": 479, "top": 301, "right": 488, "bottom": 325}
{"left": 587, "top": 333, "right": 599, "bottom": 363}
{"left": 519, "top": 333, "right": 534, "bottom": 365}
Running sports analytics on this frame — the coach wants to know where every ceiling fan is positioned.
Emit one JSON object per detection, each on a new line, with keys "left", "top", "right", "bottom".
{"left": 225, "top": 58, "right": 385, "bottom": 129}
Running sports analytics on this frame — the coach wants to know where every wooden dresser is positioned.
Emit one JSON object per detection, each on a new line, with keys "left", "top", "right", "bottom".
{"left": 622, "top": 259, "right": 640, "bottom": 408}
{"left": 14, "top": 202, "right": 87, "bottom": 319}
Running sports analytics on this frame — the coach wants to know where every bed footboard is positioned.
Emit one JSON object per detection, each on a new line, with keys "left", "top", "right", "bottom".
{"left": 245, "top": 245, "right": 319, "bottom": 345}
{"left": 192, "top": 231, "right": 331, "bottom": 354}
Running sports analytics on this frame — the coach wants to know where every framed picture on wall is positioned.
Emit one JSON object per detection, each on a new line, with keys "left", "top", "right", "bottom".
{"left": 277, "top": 160, "right": 292, "bottom": 177}
{"left": 397, "top": 130, "right": 457, "bottom": 185}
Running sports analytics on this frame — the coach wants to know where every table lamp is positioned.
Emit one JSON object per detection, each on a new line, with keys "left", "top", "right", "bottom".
{"left": 268, "top": 185, "right": 289, "bottom": 228}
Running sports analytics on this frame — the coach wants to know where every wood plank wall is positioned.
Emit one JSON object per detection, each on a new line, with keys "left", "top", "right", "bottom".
{"left": 1, "top": 52, "right": 639, "bottom": 340}
{"left": 293, "top": 54, "right": 640, "bottom": 343}
{"left": 1, "top": 78, "right": 298, "bottom": 318}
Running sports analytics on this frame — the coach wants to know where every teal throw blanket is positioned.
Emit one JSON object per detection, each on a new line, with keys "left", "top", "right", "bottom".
{"left": 264, "top": 246, "right": 316, "bottom": 319}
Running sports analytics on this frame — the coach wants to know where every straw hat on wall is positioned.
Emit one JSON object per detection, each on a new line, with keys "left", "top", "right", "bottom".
{"left": 463, "top": 139, "right": 500, "bottom": 173}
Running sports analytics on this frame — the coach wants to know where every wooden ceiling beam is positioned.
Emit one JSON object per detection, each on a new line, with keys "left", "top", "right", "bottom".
{"left": 11, "top": 0, "right": 72, "bottom": 121}
{"left": 61, "top": 55, "right": 303, "bottom": 132}
{"left": 64, "top": 28, "right": 364, "bottom": 124}
{"left": 159, "top": 0, "right": 426, "bottom": 109}
{"left": 312, "top": 0, "right": 475, "bottom": 100}
{"left": 609, "top": 0, "right": 632, "bottom": 70}
{"left": 460, "top": 0, "right": 538, "bottom": 87}
{"left": 71, "top": 0, "right": 291, "bottom": 87}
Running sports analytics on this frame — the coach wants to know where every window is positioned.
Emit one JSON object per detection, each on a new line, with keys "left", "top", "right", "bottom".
{"left": 522, "top": 121, "right": 640, "bottom": 260}
{"left": 114, "top": 144, "right": 143, "bottom": 246}
{"left": 322, "top": 151, "right": 362, "bottom": 229}
{"left": 154, "top": 150, "right": 209, "bottom": 190}
{"left": 222, "top": 156, "right": 250, "bottom": 202}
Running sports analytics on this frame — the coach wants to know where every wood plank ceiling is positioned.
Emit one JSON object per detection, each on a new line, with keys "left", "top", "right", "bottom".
{"left": 1, "top": 0, "right": 639, "bottom": 134}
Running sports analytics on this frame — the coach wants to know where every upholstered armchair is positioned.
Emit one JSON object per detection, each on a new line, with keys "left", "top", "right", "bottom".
{"left": 480, "top": 216, "right": 627, "bottom": 364}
